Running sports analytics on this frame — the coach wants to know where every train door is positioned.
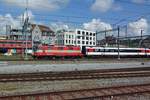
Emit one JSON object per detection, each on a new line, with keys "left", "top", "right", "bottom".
{"left": 82, "top": 46, "right": 86, "bottom": 56}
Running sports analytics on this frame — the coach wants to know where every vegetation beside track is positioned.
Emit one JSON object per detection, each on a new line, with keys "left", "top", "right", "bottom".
{"left": 0, "top": 54, "right": 33, "bottom": 61}
{"left": 0, "top": 54, "right": 149, "bottom": 65}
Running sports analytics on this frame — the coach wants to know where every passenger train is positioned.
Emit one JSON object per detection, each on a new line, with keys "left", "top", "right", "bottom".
{"left": 32, "top": 45, "right": 150, "bottom": 59}
{"left": 84, "top": 47, "right": 150, "bottom": 57}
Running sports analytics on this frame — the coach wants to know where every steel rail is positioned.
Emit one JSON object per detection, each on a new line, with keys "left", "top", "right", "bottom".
{"left": 1, "top": 84, "right": 150, "bottom": 99}
{"left": 0, "top": 67, "right": 150, "bottom": 82}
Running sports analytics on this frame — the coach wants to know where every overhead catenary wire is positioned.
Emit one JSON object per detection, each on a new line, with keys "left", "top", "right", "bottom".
{"left": 0, "top": 0, "right": 150, "bottom": 31}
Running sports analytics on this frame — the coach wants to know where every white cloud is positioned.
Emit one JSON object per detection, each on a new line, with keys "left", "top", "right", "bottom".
{"left": 91, "top": 0, "right": 114, "bottom": 12}
{"left": 0, "top": 14, "right": 21, "bottom": 34}
{"left": 128, "top": 18, "right": 149, "bottom": 36}
{"left": 3, "top": 0, "right": 69, "bottom": 11}
{"left": 0, "top": 10, "right": 36, "bottom": 34}
{"left": 83, "top": 19, "right": 112, "bottom": 39}
{"left": 50, "top": 22, "right": 69, "bottom": 32}
{"left": 82, "top": 18, "right": 149, "bottom": 39}
{"left": 83, "top": 19, "right": 112, "bottom": 32}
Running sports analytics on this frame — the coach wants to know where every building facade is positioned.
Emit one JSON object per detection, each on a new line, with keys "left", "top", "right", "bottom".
{"left": 75, "top": 29, "right": 96, "bottom": 47}
{"left": 31, "top": 24, "right": 55, "bottom": 45}
{"left": 56, "top": 29, "right": 96, "bottom": 47}
{"left": 9, "top": 24, "right": 55, "bottom": 45}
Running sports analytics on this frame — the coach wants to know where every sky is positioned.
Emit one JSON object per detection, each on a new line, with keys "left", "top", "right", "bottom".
{"left": 0, "top": 0, "right": 150, "bottom": 36}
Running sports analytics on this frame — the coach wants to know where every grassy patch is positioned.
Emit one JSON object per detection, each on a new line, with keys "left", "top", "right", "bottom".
{"left": 0, "top": 84, "right": 19, "bottom": 91}
{"left": 0, "top": 54, "right": 33, "bottom": 61}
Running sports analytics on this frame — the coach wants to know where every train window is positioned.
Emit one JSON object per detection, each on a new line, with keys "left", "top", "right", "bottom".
{"left": 99, "top": 49, "right": 104, "bottom": 52}
{"left": 119, "top": 49, "right": 126, "bottom": 52}
{"left": 105, "top": 49, "right": 109, "bottom": 52}
{"left": 128, "top": 50, "right": 140, "bottom": 52}
{"left": 118, "top": 49, "right": 141, "bottom": 52}
{"left": 111, "top": 49, "right": 114, "bottom": 52}
{"left": 95, "top": 49, "right": 99, "bottom": 52}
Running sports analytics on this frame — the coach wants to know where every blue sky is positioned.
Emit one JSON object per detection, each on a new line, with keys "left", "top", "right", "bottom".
{"left": 0, "top": 0, "right": 150, "bottom": 35}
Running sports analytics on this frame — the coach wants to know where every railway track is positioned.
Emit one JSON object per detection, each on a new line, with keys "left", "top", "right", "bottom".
{"left": 1, "top": 84, "right": 150, "bottom": 100}
{"left": 0, "top": 67, "right": 150, "bottom": 82}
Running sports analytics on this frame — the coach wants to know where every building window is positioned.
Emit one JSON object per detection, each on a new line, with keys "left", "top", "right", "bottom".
{"left": 77, "top": 31, "right": 80, "bottom": 34}
{"left": 66, "top": 40, "right": 68, "bottom": 43}
{"left": 66, "top": 34, "right": 68, "bottom": 38}
{"left": 90, "top": 33, "right": 92, "bottom": 36}
{"left": 93, "top": 33, "right": 96, "bottom": 36}
{"left": 82, "top": 41, "right": 85, "bottom": 44}
{"left": 78, "top": 41, "right": 80, "bottom": 44}
{"left": 83, "top": 37, "right": 85, "bottom": 40}
{"left": 86, "top": 32, "right": 88, "bottom": 35}
{"left": 86, "top": 41, "right": 88, "bottom": 45}
{"left": 93, "top": 37, "right": 95, "bottom": 41}
{"left": 90, "top": 37, "right": 92, "bottom": 40}
{"left": 77, "top": 36, "right": 80, "bottom": 39}
{"left": 86, "top": 37, "right": 89, "bottom": 40}
{"left": 82, "top": 31, "right": 85, "bottom": 35}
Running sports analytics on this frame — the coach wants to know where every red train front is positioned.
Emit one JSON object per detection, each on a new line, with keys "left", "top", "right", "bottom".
{"left": 32, "top": 45, "right": 83, "bottom": 59}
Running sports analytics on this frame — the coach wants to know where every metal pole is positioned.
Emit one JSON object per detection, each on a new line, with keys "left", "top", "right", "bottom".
{"left": 22, "top": 13, "right": 24, "bottom": 58}
{"left": 105, "top": 28, "right": 107, "bottom": 47}
{"left": 141, "top": 30, "right": 143, "bottom": 40}
{"left": 25, "top": 0, "right": 28, "bottom": 60}
{"left": 125, "top": 25, "right": 128, "bottom": 47}
{"left": 25, "top": 27, "right": 28, "bottom": 60}
{"left": 117, "top": 26, "right": 120, "bottom": 60}
{"left": 96, "top": 31, "right": 97, "bottom": 46}
{"left": 138, "top": 30, "right": 143, "bottom": 48}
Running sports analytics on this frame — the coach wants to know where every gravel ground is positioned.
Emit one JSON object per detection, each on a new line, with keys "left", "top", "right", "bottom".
{"left": 0, "top": 76, "right": 150, "bottom": 96}
{"left": 0, "top": 62, "right": 150, "bottom": 74}
{"left": 96, "top": 93, "right": 150, "bottom": 100}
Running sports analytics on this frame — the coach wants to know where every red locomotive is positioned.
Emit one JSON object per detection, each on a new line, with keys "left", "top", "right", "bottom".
{"left": 32, "top": 45, "right": 83, "bottom": 59}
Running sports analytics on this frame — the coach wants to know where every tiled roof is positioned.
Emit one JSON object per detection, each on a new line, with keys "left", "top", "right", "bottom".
{"left": 31, "top": 24, "right": 54, "bottom": 33}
